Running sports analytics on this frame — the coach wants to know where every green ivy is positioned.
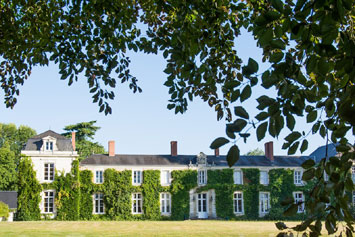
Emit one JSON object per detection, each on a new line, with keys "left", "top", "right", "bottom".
{"left": 19, "top": 158, "right": 349, "bottom": 221}
{"left": 170, "top": 170, "right": 197, "bottom": 220}
{"left": 16, "top": 156, "right": 41, "bottom": 221}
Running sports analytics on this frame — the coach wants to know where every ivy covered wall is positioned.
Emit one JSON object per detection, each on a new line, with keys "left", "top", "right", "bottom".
{"left": 18, "top": 158, "right": 325, "bottom": 221}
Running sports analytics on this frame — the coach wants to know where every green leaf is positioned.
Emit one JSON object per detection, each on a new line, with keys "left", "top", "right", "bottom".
{"left": 231, "top": 119, "right": 248, "bottom": 133}
{"left": 226, "top": 145, "right": 240, "bottom": 167}
{"left": 271, "top": 0, "right": 284, "bottom": 12}
{"left": 257, "top": 122, "right": 268, "bottom": 141}
{"left": 210, "top": 137, "right": 229, "bottom": 149}
{"left": 247, "top": 58, "right": 259, "bottom": 74}
{"left": 275, "top": 222, "right": 288, "bottom": 230}
{"left": 286, "top": 114, "right": 295, "bottom": 131}
{"left": 302, "top": 168, "right": 315, "bottom": 181}
{"left": 270, "top": 39, "right": 285, "bottom": 49}
{"left": 284, "top": 204, "right": 298, "bottom": 216}
{"left": 240, "top": 85, "right": 251, "bottom": 102}
{"left": 281, "top": 196, "right": 294, "bottom": 206}
{"left": 320, "top": 125, "right": 326, "bottom": 138}
{"left": 234, "top": 106, "right": 249, "bottom": 119}
{"left": 285, "top": 132, "right": 302, "bottom": 143}
{"left": 307, "top": 110, "right": 317, "bottom": 123}
{"left": 301, "top": 159, "right": 315, "bottom": 169}
{"left": 288, "top": 141, "right": 299, "bottom": 155}
{"left": 269, "top": 52, "right": 284, "bottom": 63}
{"left": 300, "top": 139, "right": 308, "bottom": 153}
{"left": 255, "top": 112, "right": 269, "bottom": 121}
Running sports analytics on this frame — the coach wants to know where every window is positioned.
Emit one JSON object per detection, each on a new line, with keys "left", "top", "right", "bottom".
{"left": 353, "top": 191, "right": 355, "bottom": 206}
{"left": 133, "top": 170, "right": 142, "bottom": 185}
{"left": 45, "top": 141, "right": 53, "bottom": 151}
{"left": 260, "top": 171, "right": 269, "bottom": 185}
{"left": 94, "top": 193, "right": 104, "bottom": 214}
{"left": 233, "top": 170, "right": 243, "bottom": 185}
{"left": 198, "top": 170, "right": 207, "bottom": 185}
{"left": 132, "top": 193, "right": 143, "bottom": 214}
{"left": 352, "top": 167, "right": 355, "bottom": 183}
{"left": 44, "top": 163, "right": 55, "bottom": 181}
{"left": 233, "top": 192, "right": 244, "bottom": 214}
{"left": 161, "top": 170, "right": 170, "bottom": 185}
{"left": 43, "top": 191, "right": 54, "bottom": 213}
{"left": 95, "top": 171, "right": 103, "bottom": 184}
{"left": 294, "top": 170, "right": 303, "bottom": 185}
{"left": 160, "top": 193, "right": 171, "bottom": 215}
{"left": 293, "top": 192, "right": 305, "bottom": 213}
{"left": 260, "top": 192, "right": 270, "bottom": 214}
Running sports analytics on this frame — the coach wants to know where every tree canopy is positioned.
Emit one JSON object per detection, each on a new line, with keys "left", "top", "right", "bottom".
{"left": 244, "top": 148, "right": 264, "bottom": 156}
{"left": 62, "top": 121, "right": 105, "bottom": 160}
{"left": 0, "top": 143, "right": 17, "bottom": 191}
{"left": 1, "top": 0, "right": 355, "bottom": 235}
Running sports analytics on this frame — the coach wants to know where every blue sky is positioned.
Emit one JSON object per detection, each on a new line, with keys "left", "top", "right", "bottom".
{"left": 0, "top": 30, "right": 338, "bottom": 156}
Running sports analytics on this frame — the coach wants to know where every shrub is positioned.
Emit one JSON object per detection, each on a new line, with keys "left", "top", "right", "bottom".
{"left": 0, "top": 201, "right": 9, "bottom": 219}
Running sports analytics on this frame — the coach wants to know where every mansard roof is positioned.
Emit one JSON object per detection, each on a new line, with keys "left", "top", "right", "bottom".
{"left": 23, "top": 130, "right": 73, "bottom": 151}
{"left": 80, "top": 154, "right": 311, "bottom": 167}
{"left": 0, "top": 191, "right": 17, "bottom": 209}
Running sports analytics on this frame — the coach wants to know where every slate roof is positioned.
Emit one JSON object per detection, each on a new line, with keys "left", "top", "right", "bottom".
{"left": 0, "top": 191, "right": 17, "bottom": 209}
{"left": 23, "top": 130, "right": 73, "bottom": 151}
{"left": 81, "top": 154, "right": 311, "bottom": 167}
{"left": 309, "top": 143, "right": 338, "bottom": 162}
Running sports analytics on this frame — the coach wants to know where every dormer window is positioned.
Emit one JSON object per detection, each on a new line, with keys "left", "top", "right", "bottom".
{"left": 46, "top": 141, "right": 53, "bottom": 151}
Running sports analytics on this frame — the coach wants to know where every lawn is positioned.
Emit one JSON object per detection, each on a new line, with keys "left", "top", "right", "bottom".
{"left": 0, "top": 221, "right": 341, "bottom": 236}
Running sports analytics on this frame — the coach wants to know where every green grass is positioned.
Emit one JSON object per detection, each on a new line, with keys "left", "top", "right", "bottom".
{"left": 0, "top": 221, "right": 345, "bottom": 236}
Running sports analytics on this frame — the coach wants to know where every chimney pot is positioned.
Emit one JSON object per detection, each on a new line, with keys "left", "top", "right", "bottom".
{"left": 215, "top": 148, "right": 220, "bottom": 157}
{"left": 108, "top": 141, "right": 115, "bottom": 157}
{"left": 71, "top": 132, "right": 76, "bottom": 151}
{"left": 264, "top": 141, "right": 274, "bottom": 162}
{"left": 171, "top": 141, "right": 177, "bottom": 157}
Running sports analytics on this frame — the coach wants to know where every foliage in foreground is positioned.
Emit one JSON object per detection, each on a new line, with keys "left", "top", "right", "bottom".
{"left": 1, "top": 0, "right": 355, "bottom": 235}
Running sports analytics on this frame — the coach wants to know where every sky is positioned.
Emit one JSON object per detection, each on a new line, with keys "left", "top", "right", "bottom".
{"left": 0, "top": 30, "right": 339, "bottom": 157}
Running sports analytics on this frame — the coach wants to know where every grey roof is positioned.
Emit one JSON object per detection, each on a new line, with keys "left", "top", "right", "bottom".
{"left": 23, "top": 130, "right": 73, "bottom": 151}
{"left": 0, "top": 191, "right": 17, "bottom": 209}
{"left": 309, "top": 143, "right": 338, "bottom": 162}
{"left": 81, "top": 154, "right": 311, "bottom": 167}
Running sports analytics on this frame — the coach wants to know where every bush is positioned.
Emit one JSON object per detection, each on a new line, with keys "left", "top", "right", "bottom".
{"left": 0, "top": 201, "right": 9, "bottom": 219}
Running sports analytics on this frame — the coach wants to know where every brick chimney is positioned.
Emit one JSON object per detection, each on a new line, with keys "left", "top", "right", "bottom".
{"left": 71, "top": 132, "right": 76, "bottom": 151}
{"left": 215, "top": 148, "right": 220, "bottom": 157}
{"left": 108, "top": 141, "right": 115, "bottom": 157}
{"left": 264, "top": 141, "right": 274, "bottom": 162}
{"left": 170, "top": 141, "right": 177, "bottom": 157}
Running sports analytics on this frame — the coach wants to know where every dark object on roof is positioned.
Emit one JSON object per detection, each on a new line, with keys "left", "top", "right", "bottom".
{"left": 0, "top": 191, "right": 17, "bottom": 209}
{"left": 23, "top": 130, "right": 73, "bottom": 151}
{"left": 81, "top": 154, "right": 312, "bottom": 167}
{"left": 309, "top": 143, "right": 337, "bottom": 162}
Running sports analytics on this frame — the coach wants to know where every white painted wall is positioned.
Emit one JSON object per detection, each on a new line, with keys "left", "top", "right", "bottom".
{"left": 22, "top": 150, "right": 78, "bottom": 183}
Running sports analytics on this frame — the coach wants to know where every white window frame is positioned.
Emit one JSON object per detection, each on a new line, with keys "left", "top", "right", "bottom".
{"left": 233, "top": 170, "right": 243, "bottom": 185}
{"left": 44, "top": 163, "right": 55, "bottom": 181}
{"left": 259, "top": 192, "right": 270, "bottom": 215}
{"left": 93, "top": 193, "right": 105, "bottom": 214}
{"left": 293, "top": 192, "right": 305, "bottom": 213}
{"left": 294, "top": 170, "right": 303, "bottom": 185}
{"left": 43, "top": 190, "right": 55, "bottom": 213}
{"left": 233, "top": 191, "right": 244, "bottom": 215}
{"left": 352, "top": 167, "right": 355, "bottom": 183}
{"left": 45, "top": 141, "right": 53, "bottom": 151}
{"left": 160, "top": 170, "right": 171, "bottom": 186}
{"left": 132, "top": 170, "right": 143, "bottom": 185}
{"left": 160, "top": 192, "right": 171, "bottom": 215}
{"left": 132, "top": 193, "right": 143, "bottom": 214}
{"left": 198, "top": 169, "right": 207, "bottom": 185}
{"left": 260, "top": 171, "right": 269, "bottom": 185}
{"left": 95, "top": 170, "right": 104, "bottom": 184}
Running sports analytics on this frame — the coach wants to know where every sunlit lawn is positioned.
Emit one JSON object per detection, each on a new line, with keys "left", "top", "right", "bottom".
{"left": 0, "top": 221, "right": 344, "bottom": 236}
